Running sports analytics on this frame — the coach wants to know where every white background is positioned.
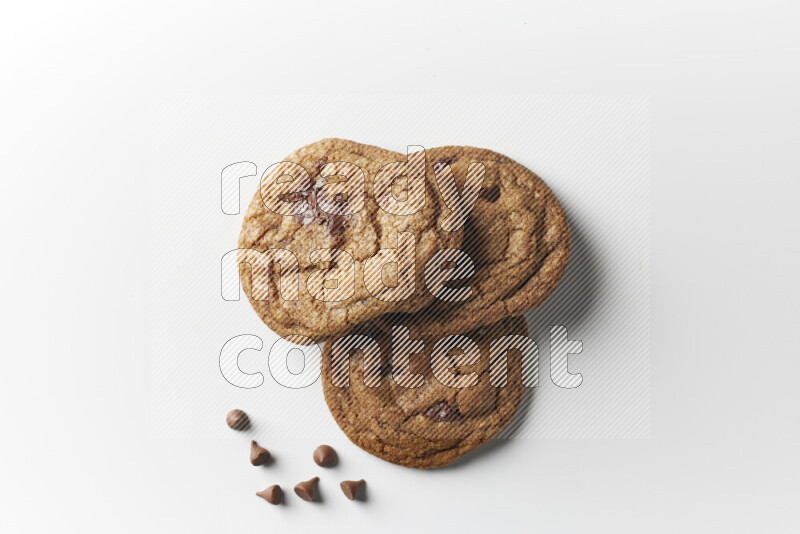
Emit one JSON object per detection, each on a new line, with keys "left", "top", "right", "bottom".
{"left": 2, "top": 1, "right": 799, "bottom": 533}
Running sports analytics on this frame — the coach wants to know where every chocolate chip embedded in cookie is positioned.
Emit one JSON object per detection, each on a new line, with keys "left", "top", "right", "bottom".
{"left": 378, "top": 146, "right": 570, "bottom": 339}
{"left": 237, "top": 139, "right": 462, "bottom": 345}
{"left": 322, "top": 316, "right": 529, "bottom": 468}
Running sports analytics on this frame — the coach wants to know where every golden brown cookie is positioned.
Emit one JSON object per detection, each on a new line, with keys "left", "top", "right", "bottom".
{"left": 322, "top": 316, "right": 530, "bottom": 468}
{"left": 238, "top": 139, "right": 462, "bottom": 344}
{"left": 378, "top": 146, "right": 570, "bottom": 339}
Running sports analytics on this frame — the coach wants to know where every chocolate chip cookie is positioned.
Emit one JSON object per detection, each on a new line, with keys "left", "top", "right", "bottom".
{"left": 238, "top": 139, "right": 462, "bottom": 344}
{"left": 322, "top": 316, "right": 529, "bottom": 468}
{"left": 377, "top": 146, "right": 570, "bottom": 339}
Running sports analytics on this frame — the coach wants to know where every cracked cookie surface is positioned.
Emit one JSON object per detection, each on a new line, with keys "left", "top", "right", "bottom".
{"left": 377, "top": 146, "right": 570, "bottom": 339}
{"left": 238, "top": 139, "right": 462, "bottom": 344}
{"left": 322, "top": 316, "right": 528, "bottom": 468}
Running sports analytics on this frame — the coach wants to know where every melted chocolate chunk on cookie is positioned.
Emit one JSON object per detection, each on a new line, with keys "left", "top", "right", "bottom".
{"left": 279, "top": 190, "right": 310, "bottom": 204}
{"left": 323, "top": 210, "right": 350, "bottom": 237}
{"left": 423, "top": 401, "right": 463, "bottom": 423}
{"left": 287, "top": 182, "right": 353, "bottom": 241}
{"left": 317, "top": 191, "right": 353, "bottom": 243}
{"left": 315, "top": 155, "right": 329, "bottom": 174}
{"left": 479, "top": 185, "right": 501, "bottom": 202}
{"left": 290, "top": 191, "right": 315, "bottom": 225}
{"left": 432, "top": 155, "right": 460, "bottom": 173}
{"left": 379, "top": 361, "right": 395, "bottom": 378}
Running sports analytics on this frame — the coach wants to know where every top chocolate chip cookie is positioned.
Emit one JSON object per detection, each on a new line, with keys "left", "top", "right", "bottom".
{"left": 238, "top": 139, "right": 462, "bottom": 344}
{"left": 377, "top": 146, "right": 570, "bottom": 338}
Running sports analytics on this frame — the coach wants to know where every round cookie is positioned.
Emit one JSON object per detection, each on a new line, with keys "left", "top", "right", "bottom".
{"left": 322, "top": 316, "right": 529, "bottom": 468}
{"left": 377, "top": 146, "right": 570, "bottom": 339}
{"left": 238, "top": 139, "right": 462, "bottom": 344}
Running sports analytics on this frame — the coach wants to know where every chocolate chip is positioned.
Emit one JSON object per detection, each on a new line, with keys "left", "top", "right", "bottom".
{"left": 278, "top": 190, "right": 309, "bottom": 203}
{"left": 340, "top": 479, "right": 365, "bottom": 501}
{"left": 479, "top": 185, "right": 501, "bottom": 202}
{"left": 293, "top": 211, "right": 311, "bottom": 225}
{"left": 288, "top": 183, "right": 352, "bottom": 239}
{"left": 423, "top": 401, "right": 463, "bottom": 423}
{"left": 294, "top": 477, "right": 319, "bottom": 501}
{"left": 250, "top": 440, "right": 271, "bottom": 466}
{"left": 433, "top": 155, "right": 460, "bottom": 173}
{"left": 313, "top": 445, "right": 337, "bottom": 467}
{"left": 379, "top": 362, "right": 395, "bottom": 378}
{"left": 324, "top": 213, "right": 349, "bottom": 236}
{"left": 256, "top": 485, "right": 282, "bottom": 505}
{"left": 226, "top": 409, "right": 250, "bottom": 430}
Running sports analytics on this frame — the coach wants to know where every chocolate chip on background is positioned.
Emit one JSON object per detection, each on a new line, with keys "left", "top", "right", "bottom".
{"left": 423, "top": 401, "right": 463, "bottom": 423}
{"left": 294, "top": 477, "right": 319, "bottom": 502}
{"left": 256, "top": 485, "right": 283, "bottom": 505}
{"left": 250, "top": 440, "right": 270, "bottom": 466}
{"left": 340, "top": 479, "right": 365, "bottom": 501}
{"left": 226, "top": 409, "right": 250, "bottom": 430}
{"left": 313, "top": 445, "right": 338, "bottom": 467}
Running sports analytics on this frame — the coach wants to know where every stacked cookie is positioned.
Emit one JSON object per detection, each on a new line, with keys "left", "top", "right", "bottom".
{"left": 239, "top": 139, "right": 570, "bottom": 468}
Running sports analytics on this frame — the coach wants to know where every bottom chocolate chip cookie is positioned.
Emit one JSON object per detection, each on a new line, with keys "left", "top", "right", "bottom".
{"left": 322, "top": 316, "right": 529, "bottom": 468}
